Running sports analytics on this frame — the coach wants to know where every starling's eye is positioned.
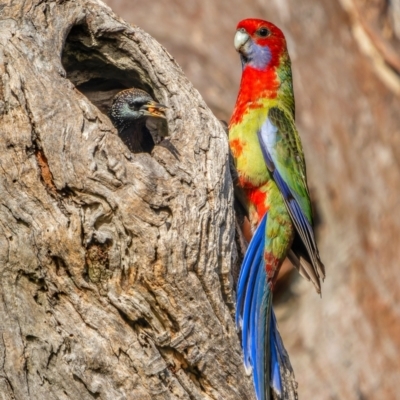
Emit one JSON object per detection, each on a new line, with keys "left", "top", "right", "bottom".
{"left": 128, "top": 101, "right": 140, "bottom": 109}
{"left": 257, "top": 28, "right": 270, "bottom": 37}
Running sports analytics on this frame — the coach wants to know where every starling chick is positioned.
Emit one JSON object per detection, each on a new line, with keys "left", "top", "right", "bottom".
{"left": 109, "top": 88, "right": 167, "bottom": 154}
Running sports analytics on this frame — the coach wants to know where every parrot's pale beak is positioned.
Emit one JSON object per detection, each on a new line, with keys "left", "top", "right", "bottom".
{"left": 140, "top": 101, "right": 168, "bottom": 118}
{"left": 234, "top": 29, "right": 250, "bottom": 52}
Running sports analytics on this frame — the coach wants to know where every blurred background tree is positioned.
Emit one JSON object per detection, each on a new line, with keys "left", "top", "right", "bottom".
{"left": 103, "top": 0, "right": 400, "bottom": 399}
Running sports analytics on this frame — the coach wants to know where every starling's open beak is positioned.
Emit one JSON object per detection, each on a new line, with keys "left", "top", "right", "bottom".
{"left": 140, "top": 101, "right": 168, "bottom": 118}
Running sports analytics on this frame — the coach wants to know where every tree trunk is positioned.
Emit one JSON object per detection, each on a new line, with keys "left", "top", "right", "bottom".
{"left": 0, "top": 1, "right": 254, "bottom": 398}
{"left": 102, "top": 1, "right": 400, "bottom": 399}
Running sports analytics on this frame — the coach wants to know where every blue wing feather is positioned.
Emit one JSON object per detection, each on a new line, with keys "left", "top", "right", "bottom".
{"left": 272, "top": 168, "right": 316, "bottom": 259}
{"left": 257, "top": 110, "right": 323, "bottom": 280}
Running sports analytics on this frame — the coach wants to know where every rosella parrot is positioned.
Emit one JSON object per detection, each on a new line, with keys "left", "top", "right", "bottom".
{"left": 229, "top": 19, "right": 325, "bottom": 399}
{"left": 109, "top": 88, "right": 168, "bottom": 153}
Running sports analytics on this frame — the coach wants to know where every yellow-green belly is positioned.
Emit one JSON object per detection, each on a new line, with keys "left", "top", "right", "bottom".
{"left": 229, "top": 106, "right": 272, "bottom": 188}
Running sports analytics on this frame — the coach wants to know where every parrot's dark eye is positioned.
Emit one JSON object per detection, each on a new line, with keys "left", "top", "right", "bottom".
{"left": 257, "top": 28, "right": 270, "bottom": 37}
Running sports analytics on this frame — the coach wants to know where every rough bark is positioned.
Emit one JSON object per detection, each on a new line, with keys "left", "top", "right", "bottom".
{"left": 103, "top": 1, "right": 400, "bottom": 399}
{"left": 0, "top": 1, "right": 255, "bottom": 399}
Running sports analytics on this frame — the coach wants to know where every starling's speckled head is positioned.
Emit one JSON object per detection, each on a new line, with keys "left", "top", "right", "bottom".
{"left": 109, "top": 88, "right": 167, "bottom": 131}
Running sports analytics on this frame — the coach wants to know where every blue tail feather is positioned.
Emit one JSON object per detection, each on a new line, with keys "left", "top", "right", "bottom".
{"left": 236, "top": 215, "right": 266, "bottom": 327}
{"left": 270, "top": 310, "right": 282, "bottom": 396}
{"left": 251, "top": 257, "right": 269, "bottom": 400}
{"left": 242, "top": 238, "right": 265, "bottom": 370}
{"left": 236, "top": 212, "right": 297, "bottom": 400}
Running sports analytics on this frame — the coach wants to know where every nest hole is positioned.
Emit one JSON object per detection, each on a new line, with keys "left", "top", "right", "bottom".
{"left": 61, "top": 24, "right": 158, "bottom": 115}
{"left": 61, "top": 24, "right": 172, "bottom": 155}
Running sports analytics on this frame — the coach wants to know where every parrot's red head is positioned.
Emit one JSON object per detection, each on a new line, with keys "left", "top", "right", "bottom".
{"left": 234, "top": 19, "right": 287, "bottom": 71}
{"left": 230, "top": 19, "right": 291, "bottom": 126}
